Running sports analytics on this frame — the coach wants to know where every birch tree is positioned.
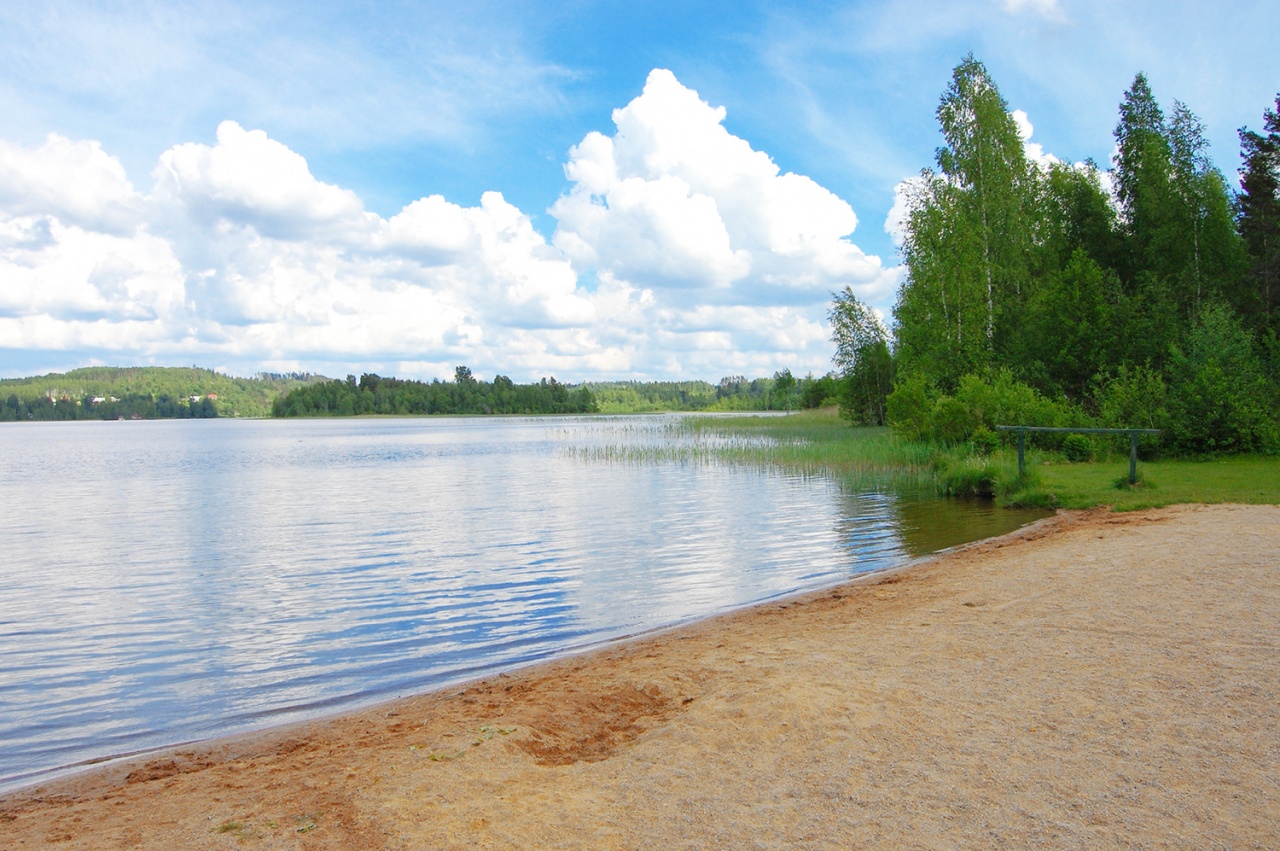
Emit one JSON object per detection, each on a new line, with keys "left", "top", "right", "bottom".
{"left": 893, "top": 54, "right": 1036, "bottom": 389}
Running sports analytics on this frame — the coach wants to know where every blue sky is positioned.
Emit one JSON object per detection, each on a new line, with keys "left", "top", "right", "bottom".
{"left": 1, "top": 0, "right": 1277, "bottom": 381}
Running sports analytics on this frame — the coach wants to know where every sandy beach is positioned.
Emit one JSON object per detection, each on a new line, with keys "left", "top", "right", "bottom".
{"left": 2, "top": 502, "right": 1278, "bottom": 849}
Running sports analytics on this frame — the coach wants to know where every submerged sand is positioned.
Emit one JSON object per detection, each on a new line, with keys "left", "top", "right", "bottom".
{"left": 2, "top": 503, "right": 1278, "bottom": 849}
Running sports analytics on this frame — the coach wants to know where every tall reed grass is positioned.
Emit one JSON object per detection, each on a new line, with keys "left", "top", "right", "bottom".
{"left": 679, "top": 408, "right": 938, "bottom": 492}
{"left": 570, "top": 407, "right": 1280, "bottom": 510}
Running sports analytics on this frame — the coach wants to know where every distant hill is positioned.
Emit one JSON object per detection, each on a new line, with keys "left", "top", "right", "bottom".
{"left": 0, "top": 367, "right": 328, "bottom": 420}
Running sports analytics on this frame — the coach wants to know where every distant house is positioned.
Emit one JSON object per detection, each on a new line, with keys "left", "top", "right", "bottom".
{"left": 91, "top": 397, "right": 106, "bottom": 405}
{"left": 189, "top": 395, "right": 202, "bottom": 403}
{"left": 206, "top": 394, "right": 218, "bottom": 400}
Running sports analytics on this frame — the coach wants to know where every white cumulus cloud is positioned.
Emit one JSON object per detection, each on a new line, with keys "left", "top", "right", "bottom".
{"left": 153, "top": 121, "right": 373, "bottom": 242}
{"left": 553, "top": 69, "right": 893, "bottom": 307}
{"left": 0, "top": 135, "right": 144, "bottom": 235}
{"left": 1, "top": 70, "right": 901, "bottom": 381}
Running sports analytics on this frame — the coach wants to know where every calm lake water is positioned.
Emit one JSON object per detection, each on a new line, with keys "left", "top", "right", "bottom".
{"left": 0, "top": 416, "right": 1045, "bottom": 791}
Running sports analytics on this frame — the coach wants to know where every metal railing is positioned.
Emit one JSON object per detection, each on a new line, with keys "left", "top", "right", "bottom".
{"left": 995, "top": 426, "right": 1161, "bottom": 485}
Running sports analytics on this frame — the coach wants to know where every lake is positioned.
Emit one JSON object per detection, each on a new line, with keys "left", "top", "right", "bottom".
{"left": 0, "top": 415, "right": 1045, "bottom": 791}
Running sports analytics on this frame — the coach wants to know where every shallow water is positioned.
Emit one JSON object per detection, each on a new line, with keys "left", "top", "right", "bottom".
{"left": 0, "top": 416, "right": 1045, "bottom": 791}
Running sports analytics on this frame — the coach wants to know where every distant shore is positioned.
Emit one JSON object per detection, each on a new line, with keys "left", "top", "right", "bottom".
{"left": 3, "top": 503, "right": 1278, "bottom": 849}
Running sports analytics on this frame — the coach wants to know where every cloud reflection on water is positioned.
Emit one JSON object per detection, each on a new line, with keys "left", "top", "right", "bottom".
{"left": 0, "top": 416, "right": 1043, "bottom": 790}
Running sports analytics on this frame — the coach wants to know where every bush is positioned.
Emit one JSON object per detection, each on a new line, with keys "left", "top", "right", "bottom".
{"left": 952, "top": 370, "right": 1070, "bottom": 445}
{"left": 1164, "top": 303, "right": 1278, "bottom": 454}
{"left": 938, "top": 456, "right": 1000, "bottom": 498}
{"left": 1092, "top": 362, "right": 1169, "bottom": 456}
{"left": 970, "top": 426, "right": 1000, "bottom": 456}
{"left": 887, "top": 369, "right": 1075, "bottom": 447}
{"left": 886, "top": 374, "right": 935, "bottom": 441}
{"left": 930, "top": 395, "right": 976, "bottom": 444}
{"left": 1061, "top": 433, "right": 1093, "bottom": 462}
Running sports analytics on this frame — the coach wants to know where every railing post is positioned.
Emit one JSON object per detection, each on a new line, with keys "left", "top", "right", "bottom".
{"left": 995, "top": 425, "right": 1157, "bottom": 487}
{"left": 1130, "top": 431, "right": 1139, "bottom": 485}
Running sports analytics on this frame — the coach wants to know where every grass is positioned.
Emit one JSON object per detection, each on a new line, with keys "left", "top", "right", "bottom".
{"left": 212, "top": 814, "right": 319, "bottom": 840}
{"left": 1011, "top": 453, "right": 1280, "bottom": 510}
{"left": 682, "top": 407, "right": 937, "bottom": 492}
{"left": 410, "top": 725, "right": 517, "bottom": 761}
{"left": 687, "top": 407, "right": 1280, "bottom": 511}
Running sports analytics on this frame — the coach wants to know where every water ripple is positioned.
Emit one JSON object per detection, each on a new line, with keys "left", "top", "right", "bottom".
{"left": 0, "top": 416, "right": 1043, "bottom": 791}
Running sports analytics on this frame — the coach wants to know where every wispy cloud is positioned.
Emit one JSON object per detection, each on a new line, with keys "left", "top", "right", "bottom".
{"left": 0, "top": 1, "right": 571, "bottom": 182}
{"left": 1000, "top": 0, "right": 1066, "bottom": 22}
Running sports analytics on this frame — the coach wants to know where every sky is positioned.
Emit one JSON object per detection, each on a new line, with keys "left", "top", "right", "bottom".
{"left": 1, "top": 0, "right": 1277, "bottom": 382}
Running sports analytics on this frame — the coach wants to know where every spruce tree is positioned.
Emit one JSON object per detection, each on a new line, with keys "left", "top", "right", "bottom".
{"left": 1237, "top": 94, "right": 1280, "bottom": 333}
{"left": 1111, "top": 75, "right": 1245, "bottom": 364}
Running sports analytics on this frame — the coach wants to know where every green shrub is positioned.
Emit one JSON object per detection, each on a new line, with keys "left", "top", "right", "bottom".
{"left": 888, "top": 369, "right": 1075, "bottom": 447}
{"left": 930, "top": 395, "right": 976, "bottom": 445}
{"left": 936, "top": 454, "right": 1000, "bottom": 498}
{"left": 1092, "top": 362, "right": 1169, "bottom": 456}
{"left": 1061, "top": 433, "right": 1093, "bottom": 462}
{"left": 970, "top": 426, "right": 999, "bottom": 456}
{"left": 885, "top": 374, "right": 935, "bottom": 441}
{"left": 1165, "top": 303, "right": 1278, "bottom": 455}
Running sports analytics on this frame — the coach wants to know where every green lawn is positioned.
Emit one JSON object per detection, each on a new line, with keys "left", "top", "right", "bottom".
{"left": 1016, "top": 454, "right": 1280, "bottom": 510}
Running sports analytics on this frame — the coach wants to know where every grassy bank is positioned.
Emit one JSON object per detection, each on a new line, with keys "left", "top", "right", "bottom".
{"left": 691, "top": 408, "right": 1280, "bottom": 510}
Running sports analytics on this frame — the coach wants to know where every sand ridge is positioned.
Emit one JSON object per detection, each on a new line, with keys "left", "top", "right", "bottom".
{"left": 2, "top": 503, "right": 1278, "bottom": 849}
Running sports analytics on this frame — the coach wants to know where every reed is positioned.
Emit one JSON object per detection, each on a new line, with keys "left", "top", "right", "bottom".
{"left": 683, "top": 409, "right": 1280, "bottom": 510}
{"left": 571, "top": 407, "right": 1280, "bottom": 509}
{"left": 563, "top": 408, "right": 935, "bottom": 490}
{"left": 681, "top": 408, "right": 938, "bottom": 491}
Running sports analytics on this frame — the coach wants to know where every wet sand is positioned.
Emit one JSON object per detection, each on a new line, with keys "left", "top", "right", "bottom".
{"left": 3, "top": 503, "right": 1278, "bottom": 849}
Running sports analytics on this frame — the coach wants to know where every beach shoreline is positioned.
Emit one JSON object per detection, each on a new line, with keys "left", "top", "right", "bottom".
{"left": 3, "top": 503, "right": 1278, "bottom": 848}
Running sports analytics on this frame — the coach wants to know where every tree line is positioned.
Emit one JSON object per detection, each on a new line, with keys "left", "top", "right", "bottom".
{"left": 2, "top": 391, "right": 219, "bottom": 422}
{"left": 271, "top": 367, "right": 600, "bottom": 417}
{"left": 585, "top": 372, "right": 838, "bottom": 413}
{"left": 2, "top": 366, "right": 845, "bottom": 421}
{"left": 272, "top": 369, "right": 847, "bottom": 417}
{"left": 0, "top": 367, "right": 322, "bottom": 419}
{"left": 832, "top": 55, "right": 1280, "bottom": 456}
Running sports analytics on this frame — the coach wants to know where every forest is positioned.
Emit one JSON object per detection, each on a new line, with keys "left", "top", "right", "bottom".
{"left": 270, "top": 369, "right": 846, "bottom": 417}
{"left": 831, "top": 55, "right": 1280, "bottom": 457}
{"left": 584, "top": 372, "right": 838, "bottom": 413}
{"left": 0, "top": 367, "right": 323, "bottom": 421}
{"left": 271, "top": 368, "right": 600, "bottom": 417}
{"left": 1, "top": 366, "right": 841, "bottom": 420}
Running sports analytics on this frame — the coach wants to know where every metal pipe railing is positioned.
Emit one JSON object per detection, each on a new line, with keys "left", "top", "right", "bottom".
{"left": 994, "top": 426, "right": 1162, "bottom": 484}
